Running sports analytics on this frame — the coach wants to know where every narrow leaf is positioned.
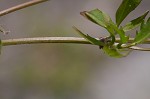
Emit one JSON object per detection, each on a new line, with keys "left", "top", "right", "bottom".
{"left": 140, "top": 17, "right": 150, "bottom": 30}
{"left": 140, "top": 20, "right": 145, "bottom": 30}
{"left": 80, "top": 9, "right": 112, "bottom": 28}
{"left": 116, "top": 0, "right": 142, "bottom": 26}
{"left": 73, "top": 26, "right": 104, "bottom": 46}
{"left": 123, "top": 11, "right": 149, "bottom": 31}
{"left": 134, "top": 20, "right": 150, "bottom": 44}
{"left": 147, "top": 17, "right": 150, "bottom": 23}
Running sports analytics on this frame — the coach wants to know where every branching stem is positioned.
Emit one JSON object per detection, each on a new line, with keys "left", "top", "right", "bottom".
{"left": 0, "top": 0, "right": 149, "bottom": 51}
{"left": 2, "top": 37, "right": 150, "bottom": 51}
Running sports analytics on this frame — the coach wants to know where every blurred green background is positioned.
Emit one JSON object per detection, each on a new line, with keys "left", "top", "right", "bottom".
{"left": 0, "top": 0, "right": 150, "bottom": 99}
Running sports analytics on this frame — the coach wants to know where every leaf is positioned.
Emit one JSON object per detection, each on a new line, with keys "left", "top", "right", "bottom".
{"left": 73, "top": 26, "right": 104, "bottom": 46}
{"left": 80, "top": 9, "right": 112, "bottom": 28}
{"left": 147, "top": 17, "right": 150, "bottom": 23}
{"left": 123, "top": 11, "right": 149, "bottom": 31}
{"left": 134, "top": 20, "right": 150, "bottom": 44}
{"left": 140, "top": 19, "right": 145, "bottom": 30}
{"left": 103, "top": 46, "right": 125, "bottom": 58}
{"left": 141, "top": 17, "right": 150, "bottom": 30}
{"left": 118, "top": 27, "right": 129, "bottom": 43}
{"left": 81, "top": 9, "right": 124, "bottom": 45}
{"left": 116, "top": 0, "right": 142, "bottom": 26}
{"left": 110, "top": 24, "right": 129, "bottom": 43}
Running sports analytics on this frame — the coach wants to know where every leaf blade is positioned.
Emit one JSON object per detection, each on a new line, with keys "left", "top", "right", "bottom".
{"left": 80, "top": 9, "right": 112, "bottom": 28}
{"left": 116, "top": 0, "right": 142, "bottom": 26}
{"left": 73, "top": 26, "right": 104, "bottom": 46}
{"left": 134, "top": 19, "right": 150, "bottom": 44}
{"left": 110, "top": 24, "right": 129, "bottom": 43}
{"left": 123, "top": 11, "right": 149, "bottom": 31}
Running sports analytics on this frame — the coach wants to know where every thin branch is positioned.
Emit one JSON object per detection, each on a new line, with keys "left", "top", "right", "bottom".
{"left": 0, "top": 0, "right": 49, "bottom": 17}
{"left": 2, "top": 37, "right": 150, "bottom": 51}
{"left": 1, "top": 37, "right": 91, "bottom": 46}
{"left": 129, "top": 46, "right": 150, "bottom": 51}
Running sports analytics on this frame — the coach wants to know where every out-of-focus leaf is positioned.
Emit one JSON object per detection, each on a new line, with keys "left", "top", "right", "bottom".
{"left": 116, "top": 0, "right": 142, "bottom": 26}
{"left": 73, "top": 26, "right": 104, "bottom": 46}
{"left": 123, "top": 11, "right": 149, "bottom": 31}
{"left": 103, "top": 46, "right": 125, "bottom": 58}
{"left": 80, "top": 9, "right": 112, "bottom": 28}
{"left": 134, "top": 20, "right": 150, "bottom": 44}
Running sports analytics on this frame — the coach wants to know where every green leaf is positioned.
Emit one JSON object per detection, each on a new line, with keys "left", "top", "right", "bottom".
{"left": 110, "top": 24, "right": 129, "bottom": 43}
{"left": 106, "top": 26, "right": 116, "bottom": 45}
{"left": 73, "top": 26, "right": 104, "bottom": 46}
{"left": 80, "top": 9, "right": 112, "bottom": 28}
{"left": 81, "top": 9, "right": 123, "bottom": 45}
{"left": 103, "top": 46, "right": 125, "bottom": 58}
{"left": 140, "top": 19, "right": 145, "bottom": 30}
{"left": 116, "top": 0, "right": 142, "bottom": 26}
{"left": 141, "top": 17, "right": 150, "bottom": 30}
{"left": 147, "top": 17, "right": 150, "bottom": 23}
{"left": 134, "top": 19, "right": 150, "bottom": 44}
{"left": 123, "top": 11, "right": 149, "bottom": 31}
{"left": 119, "top": 27, "right": 129, "bottom": 43}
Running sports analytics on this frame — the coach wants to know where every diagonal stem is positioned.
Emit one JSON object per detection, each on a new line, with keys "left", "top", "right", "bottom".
{"left": 0, "top": 0, "right": 49, "bottom": 17}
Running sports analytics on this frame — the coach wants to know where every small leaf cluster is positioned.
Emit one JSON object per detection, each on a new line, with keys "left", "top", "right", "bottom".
{"left": 74, "top": 0, "right": 150, "bottom": 58}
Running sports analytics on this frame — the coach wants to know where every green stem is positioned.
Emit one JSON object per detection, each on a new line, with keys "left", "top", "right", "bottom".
{"left": 2, "top": 37, "right": 150, "bottom": 51}
{"left": 1, "top": 37, "right": 91, "bottom": 46}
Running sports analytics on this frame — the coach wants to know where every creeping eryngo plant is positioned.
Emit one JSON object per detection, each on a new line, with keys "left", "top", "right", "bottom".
{"left": 74, "top": 0, "right": 150, "bottom": 58}
{"left": 0, "top": 0, "right": 149, "bottom": 58}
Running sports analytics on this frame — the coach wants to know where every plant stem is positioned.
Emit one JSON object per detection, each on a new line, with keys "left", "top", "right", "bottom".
{"left": 0, "top": 0, "right": 49, "bottom": 17}
{"left": 2, "top": 37, "right": 150, "bottom": 51}
{"left": 2, "top": 37, "right": 91, "bottom": 46}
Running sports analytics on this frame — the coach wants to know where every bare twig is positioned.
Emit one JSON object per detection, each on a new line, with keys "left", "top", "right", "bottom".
{"left": 129, "top": 46, "right": 150, "bottom": 51}
{"left": 1, "top": 37, "right": 91, "bottom": 46}
{"left": 0, "top": 0, "right": 49, "bottom": 17}
{"left": 2, "top": 37, "right": 150, "bottom": 51}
